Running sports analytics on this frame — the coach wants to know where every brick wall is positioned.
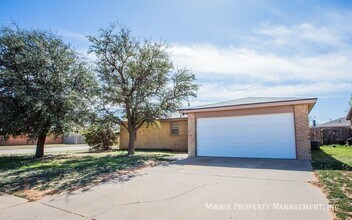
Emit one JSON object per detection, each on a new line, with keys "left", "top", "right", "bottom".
{"left": 119, "top": 119, "right": 188, "bottom": 152}
{"left": 294, "top": 104, "right": 311, "bottom": 160}
{"left": 0, "top": 136, "right": 63, "bottom": 146}
{"left": 187, "top": 113, "right": 196, "bottom": 156}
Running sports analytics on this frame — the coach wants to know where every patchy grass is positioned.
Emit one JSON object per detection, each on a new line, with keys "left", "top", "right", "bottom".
{"left": 0, "top": 150, "right": 177, "bottom": 201}
{"left": 311, "top": 145, "right": 352, "bottom": 220}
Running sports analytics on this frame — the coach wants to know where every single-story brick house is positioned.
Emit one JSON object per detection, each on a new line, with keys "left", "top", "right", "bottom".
{"left": 0, "top": 135, "right": 63, "bottom": 146}
{"left": 119, "top": 115, "right": 188, "bottom": 152}
{"left": 310, "top": 117, "right": 351, "bottom": 145}
{"left": 120, "top": 97, "right": 317, "bottom": 160}
{"left": 0, "top": 133, "right": 85, "bottom": 146}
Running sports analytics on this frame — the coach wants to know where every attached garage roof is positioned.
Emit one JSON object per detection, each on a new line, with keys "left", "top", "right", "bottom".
{"left": 179, "top": 97, "right": 317, "bottom": 113}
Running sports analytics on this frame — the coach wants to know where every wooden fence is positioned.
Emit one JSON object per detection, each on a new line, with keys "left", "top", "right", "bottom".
{"left": 310, "top": 127, "right": 352, "bottom": 145}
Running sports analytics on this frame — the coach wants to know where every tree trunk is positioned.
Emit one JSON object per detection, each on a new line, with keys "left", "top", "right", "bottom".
{"left": 35, "top": 133, "right": 47, "bottom": 158}
{"left": 127, "top": 128, "right": 137, "bottom": 155}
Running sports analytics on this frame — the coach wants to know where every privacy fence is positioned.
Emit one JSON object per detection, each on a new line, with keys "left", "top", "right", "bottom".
{"left": 310, "top": 127, "right": 352, "bottom": 145}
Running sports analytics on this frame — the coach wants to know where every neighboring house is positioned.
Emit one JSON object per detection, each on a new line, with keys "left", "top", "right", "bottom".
{"left": 0, "top": 133, "right": 85, "bottom": 146}
{"left": 119, "top": 114, "right": 188, "bottom": 152}
{"left": 0, "top": 135, "right": 63, "bottom": 146}
{"left": 320, "top": 117, "right": 351, "bottom": 127}
{"left": 348, "top": 107, "right": 352, "bottom": 145}
{"left": 310, "top": 117, "right": 352, "bottom": 145}
{"left": 347, "top": 107, "right": 352, "bottom": 121}
{"left": 179, "top": 97, "right": 317, "bottom": 160}
{"left": 121, "top": 97, "right": 316, "bottom": 160}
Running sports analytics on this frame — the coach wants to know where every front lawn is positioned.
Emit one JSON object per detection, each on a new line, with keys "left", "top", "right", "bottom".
{"left": 0, "top": 150, "right": 177, "bottom": 201}
{"left": 311, "top": 145, "right": 352, "bottom": 220}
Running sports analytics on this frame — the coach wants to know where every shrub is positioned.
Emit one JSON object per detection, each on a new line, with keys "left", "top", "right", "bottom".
{"left": 83, "top": 123, "right": 119, "bottom": 151}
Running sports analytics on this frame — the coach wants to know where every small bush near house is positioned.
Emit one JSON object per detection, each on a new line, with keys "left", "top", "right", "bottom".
{"left": 83, "top": 123, "right": 119, "bottom": 151}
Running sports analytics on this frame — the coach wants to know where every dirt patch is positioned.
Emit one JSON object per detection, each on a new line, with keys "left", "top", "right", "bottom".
{"left": 15, "top": 189, "right": 58, "bottom": 201}
{"left": 309, "top": 172, "right": 326, "bottom": 191}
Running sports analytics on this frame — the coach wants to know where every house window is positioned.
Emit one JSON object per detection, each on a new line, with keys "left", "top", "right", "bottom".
{"left": 170, "top": 122, "right": 179, "bottom": 135}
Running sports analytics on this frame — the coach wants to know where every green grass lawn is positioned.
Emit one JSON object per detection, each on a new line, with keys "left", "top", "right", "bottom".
{"left": 0, "top": 150, "right": 177, "bottom": 200}
{"left": 311, "top": 145, "right": 352, "bottom": 220}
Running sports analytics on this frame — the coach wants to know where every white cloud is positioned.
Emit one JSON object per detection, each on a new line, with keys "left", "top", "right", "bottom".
{"left": 76, "top": 48, "right": 97, "bottom": 62}
{"left": 58, "top": 30, "right": 88, "bottom": 42}
{"left": 187, "top": 81, "right": 352, "bottom": 107}
{"left": 170, "top": 20, "right": 352, "bottom": 107}
{"left": 56, "top": 23, "right": 352, "bottom": 109}
{"left": 170, "top": 44, "right": 352, "bottom": 83}
{"left": 255, "top": 23, "right": 345, "bottom": 49}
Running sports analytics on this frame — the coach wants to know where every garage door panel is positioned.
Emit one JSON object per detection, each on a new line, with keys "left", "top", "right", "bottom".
{"left": 197, "top": 113, "right": 293, "bottom": 127}
{"left": 196, "top": 113, "right": 296, "bottom": 159}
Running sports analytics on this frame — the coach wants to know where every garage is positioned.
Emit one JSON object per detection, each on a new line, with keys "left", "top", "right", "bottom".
{"left": 179, "top": 97, "right": 317, "bottom": 160}
{"left": 196, "top": 113, "right": 296, "bottom": 159}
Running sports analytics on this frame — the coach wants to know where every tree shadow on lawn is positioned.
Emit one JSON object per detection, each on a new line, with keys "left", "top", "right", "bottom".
{"left": 0, "top": 152, "right": 172, "bottom": 200}
{"left": 311, "top": 149, "right": 352, "bottom": 171}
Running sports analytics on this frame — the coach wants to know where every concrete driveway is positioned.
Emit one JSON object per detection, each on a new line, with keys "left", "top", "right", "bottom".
{"left": 0, "top": 157, "right": 332, "bottom": 220}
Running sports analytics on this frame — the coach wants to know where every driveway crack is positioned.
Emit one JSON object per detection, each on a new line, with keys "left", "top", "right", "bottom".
{"left": 92, "top": 180, "right": 226, "bottom": 217}
{"left": 41, "top": 202, "right": 94, "bottom": 219}
{"left": 0, "top": 201, "right": 28, "bottom": 211}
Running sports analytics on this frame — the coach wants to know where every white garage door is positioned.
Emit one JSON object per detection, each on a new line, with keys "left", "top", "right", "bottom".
{"left": 196, "top": 113, "right": 296, "bottom": 159}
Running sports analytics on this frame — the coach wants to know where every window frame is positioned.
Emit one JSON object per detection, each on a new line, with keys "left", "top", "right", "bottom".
{"left": 170, "top": 122, "right": 180, "bottom": 136}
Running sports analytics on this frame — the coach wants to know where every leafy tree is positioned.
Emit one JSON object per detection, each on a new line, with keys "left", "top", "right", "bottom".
{"left": 0, "top": 25, "right": 97, "bottom": 158}
{"left": 88, "top": 24, "right": 199, "bottom": 155}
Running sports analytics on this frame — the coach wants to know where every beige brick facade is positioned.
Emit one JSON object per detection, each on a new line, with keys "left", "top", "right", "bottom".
{"left": 187, "top": 113, "right": 196, "bottom": 156}
{"left": 120, "top": 104, "right": 312, "bottom": 159}
{"left": 119, "top": 119, "right": 188, "bottom": 152}
{"left": 294, "top": 104, "right": 311, "bottom": 160}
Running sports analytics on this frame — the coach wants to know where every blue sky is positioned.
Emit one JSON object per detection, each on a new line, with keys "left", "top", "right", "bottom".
{"left": 1, "top": 0, "right": 351, "bottom": 124}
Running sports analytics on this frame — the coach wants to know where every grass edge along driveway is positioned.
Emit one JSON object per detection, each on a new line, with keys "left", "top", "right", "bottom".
{"left": 311, "top": 145, "right": 352, "bottom": 220}
{"left": 0, "top": 150, "right": 178, "bottom": 201}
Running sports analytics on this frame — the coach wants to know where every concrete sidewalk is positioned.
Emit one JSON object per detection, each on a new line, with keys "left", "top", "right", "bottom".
{"left": 0, "top": 192, "right": 27, "bottom": 210}
{"left": 0, "top": 192, "right": 86, "bottom": 219}
{"left": 0, "top": 158, "right": 332, "bottom": 220}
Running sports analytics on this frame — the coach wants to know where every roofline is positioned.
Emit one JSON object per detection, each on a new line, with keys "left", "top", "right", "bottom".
{"left": 158, "top": 117, "right": 187, "bottom": 121}
{"left": 314, "top": 125, "right": 351, "bottom": 128}
{"left": 315, "top": 117, "right": 351, "bottom": 128}
{"left": 121, "top": 117, "right": 187, "bottom": 123}
{"left": 179, "top": 98, "right": 318, "bottom": 113}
